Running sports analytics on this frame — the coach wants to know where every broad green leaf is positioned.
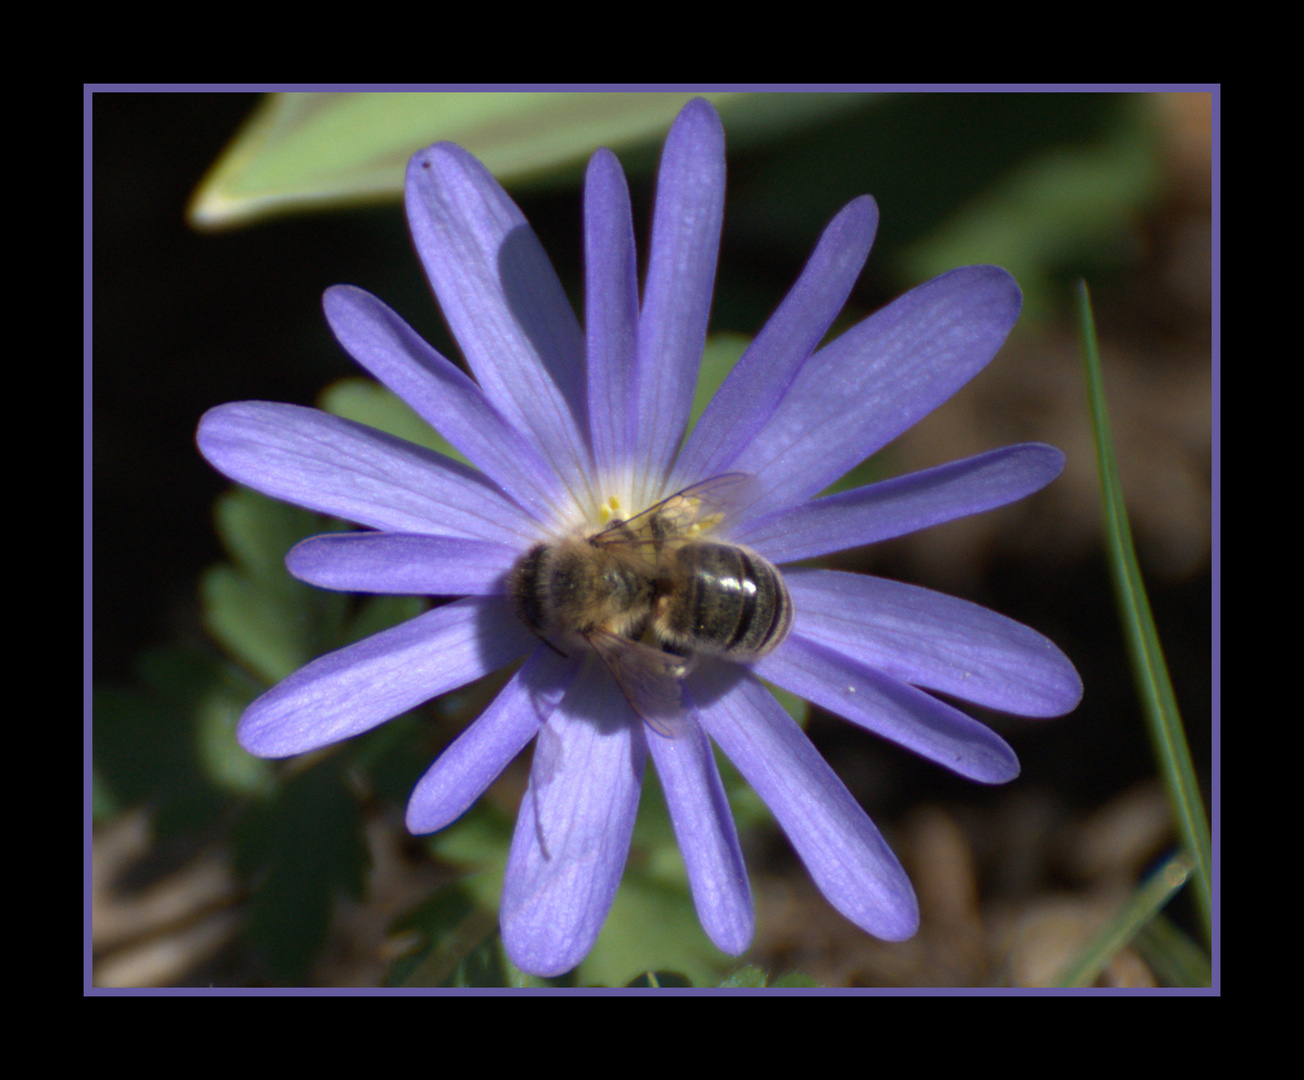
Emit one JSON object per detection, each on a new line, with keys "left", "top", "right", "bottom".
{"left": 236, "top": 759, "right": 369, "bottom": 983}
{"left": 319, "top": 376, "right": 466, "bottom": 462}
{"left": 93, "top": 646, "right": 262, "bottom": 834}
{"left": 904, "top": 97, "right": 1161, "bottom": 322}
{"left": 202, "top": 488, "right": 349, "bottom": 683}
{"left": 387, "top": 882, "right": 505, "bottom": 988}
{"left": 190, "top": 91, "right": 872, "bottom": 229}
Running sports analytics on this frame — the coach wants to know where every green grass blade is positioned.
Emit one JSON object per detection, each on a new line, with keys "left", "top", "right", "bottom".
{"left": 1056, "top": 850, "right": 1195, "bottom": 987}
{"left": 1077, "top": 281, "right": 1212, "bottom": 943}
{"left": 1134, "top": 913, "right": 1213, "bottom": 988}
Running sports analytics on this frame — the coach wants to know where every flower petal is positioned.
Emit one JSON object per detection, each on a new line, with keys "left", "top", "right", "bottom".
{"left": 676, "top": 195, "right": 878, "bottom": 485}
{"left": 583, "top": 148, "right": 641, "bottom": 481}
{"left": 694, "top": 666, "right": 919, "bottom": 942}
{"left": 500, "top": 659, "right": 646, "bottom": 977}
{"left": 405, "top": 143, "right": 591, "bottom": 501}
{"left": 734, "top": 443, "right": 1065, "bottom": 561}
{"left": 730, "top": 265, "right": 1023, "bottom": 514}
{"left": 196, "top": 401, "right": 534, "bottom": 543}
{"left": 406, "top": 648, "right": 573, "bottom": 834}
{"left": 286, "top": 532, "right": 519, "bottom": 595}
{"left": 633, "top": 98, "right": 726, "bottom": 495}
{"left": 322, "top": 285, "right": 563, "bottom": 521}
{"left": 237, "top": 596, "right": 534, "bottom": 757}
{"left": 785, "top": 568, "right": 1084, "bottom": 717}
{"left": 646, "top": 709, "right": 754, "bottom": 956}
{"left": 754, "top": 635, "right": 1020, "bottom": 783}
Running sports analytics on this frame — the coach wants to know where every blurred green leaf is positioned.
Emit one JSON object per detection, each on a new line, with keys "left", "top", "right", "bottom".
{"left": 195, "top": 673, "right": 275, "bottom": 796}
{"left": 576, "top": 768, "right": 752, "bottom": 988}
{"left": 719, "top": 964, "right": 769, "bottom": 988}
{"left": 718, "top": 964, "right": 820, "bottom": 988}
{"left": 626, "top": 970, "right": 693, "bottom": 988}
{"left": 727, "top": 93, "right": 1156, "bottom": 325}
{"left": 387, "top": 881, "right": 505, "bottom": 988}
{"left": 759, "top": 677, "right": 810, "bottom": 729}
{"left": 319, "top": 377, "right": 467, "bottom": 463}
{"left": 91, "top": 769, "right": 119, "bottom": 823}
{"left": 686, "top": 333, "right": 749, "bottom": 439}
{"left": 346, "top": 593, "right": 429, "bottom": 647}
{"left": 905, "top": 98, "right": 1161, "bottom": 322}
{"left": 190, "top": 91, "right": 872, "bottom": 230}
{"left": 202, "top": 488, "right": 349, "bottom": 684}
{"left": 213, "top": 484, "right": 328, "bottom": 582}
{"left": 769, "top": 969, "right": 821, "bottom": 988}
{"left": 423, "top": 777, "right": 736, "bottom": 987}
{"left": 94, "top": 646, "right": 264, "bottom": 835}
{"left": 236, "top": 757, "right": 369, "bottom": 983}
{"left": 190, "top": 92, "right": 731, "bottom": 227}
{"left": 579, "top": 868, "right": 726, "bottom": 989}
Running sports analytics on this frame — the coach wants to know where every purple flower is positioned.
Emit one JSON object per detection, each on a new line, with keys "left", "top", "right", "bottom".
{"left": 197, "top": 98, "right": 1081, "bottom": 978}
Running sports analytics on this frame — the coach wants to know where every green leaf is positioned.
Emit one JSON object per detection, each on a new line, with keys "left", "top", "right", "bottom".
{"left": 718, "top": 964, "right": 769, "bottom": 988}
{"left": 188, "top": 91, "right": 737, "bottom": 229}
{"left": 626, "top": 970, "right": 693, "bottom": 988}
{"left": 769, "top": 969, "right": 821, "bottom": 988}
{"left": 319, "top": 377, "right": 466, "bottom": 463}
{"left": 236, "top": 758, "right": 369, "bottom": 983}
{"left": 904, "top": 99, "right": 1161, "bottom": 322}
{"left": 201, "top": 488, "right": 348, "bottom": 684}
{"left": 717, "top": 964, "right": 820, "bottom": 988}
{"left": 213, "top": 485, "right": 330, "bottom": 582}
{"left": 93, "top": 646, "right": 266, "bottom": 834}
{"left": 685, "top": 333, "right": 750, "bottom": 440}
{"left": 578, "top": 870, "right": 727, "bottom": 990}
{"left": 1078, "top": 281, "right": 1212, "bottom": 944}
{"left": 386, "top": 882, "right": 506, "bottom": 988}
{"left": 190, "top": 92, "right": 871, "bottom": 230}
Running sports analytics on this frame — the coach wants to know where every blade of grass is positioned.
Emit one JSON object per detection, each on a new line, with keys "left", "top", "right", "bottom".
{"left": 1056, "top": 850, "right": 1195, "bottom": 987}
{"left": 1077, "top": 281, "right": 1212, "bottom": 943}
{"left": 1134, "top": 913, "right": 1213, "bottom": 988}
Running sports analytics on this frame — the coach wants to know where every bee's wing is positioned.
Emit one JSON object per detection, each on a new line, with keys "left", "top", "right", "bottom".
{"left": 593, "top": 473, "right": 753, "bottom": 551}
{"left": 588, "top": 629, "right": 694, "bottom": 739}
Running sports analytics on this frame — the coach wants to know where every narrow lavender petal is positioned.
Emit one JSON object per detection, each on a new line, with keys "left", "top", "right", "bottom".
{"left": 734, "top": 444, "right": 1065, "bottom": 561}
{"left": 322, "top": 285, "right": 564, "bottom": 521}
{"left": 237, "top": 596, "right": 534, "bottom": 758}
{"left": 406, "top": 648, "right": 575, "bottom": 834}
{"left": 500, "top": 659, "right": 647, "bottom": 977}
{"left": 785, "top": 568, "right": 1084, "bottom": 717}
{"left": 633, "top": 98, "right": 726, "bottom": 495}
{"left": 675, "top": 196, "right": 879, "bottom": 485}
{"left": 584, "top": 148, "right": 640, "bottom": 481}
{"left": 285, "top": 533, "right": 520, "bottom": 596}
{"left": 753, "top": 635, "right": 1020, "bottom": 783}
{"left": 646, "top": 703, "right": 754, "bottom": 955}
{"left": 695, "top": 666, "right": 918, "bottom": 942}
{"left": 729, "top": 266, "right": 1023, "bottom": 515}
{"left": 405, "top": 144, "right": 592, "bottom": 499}
{"left": 196, "top": 401, "right": 535, "bottom": 544}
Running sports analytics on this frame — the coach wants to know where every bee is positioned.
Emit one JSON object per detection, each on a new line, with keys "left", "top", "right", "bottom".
{"left": 509, "top": 475, "right": 792, "bottom": 737}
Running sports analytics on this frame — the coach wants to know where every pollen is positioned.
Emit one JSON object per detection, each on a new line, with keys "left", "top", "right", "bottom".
{"left": 598, "top": 495, "right": 624, "bottom": 524}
